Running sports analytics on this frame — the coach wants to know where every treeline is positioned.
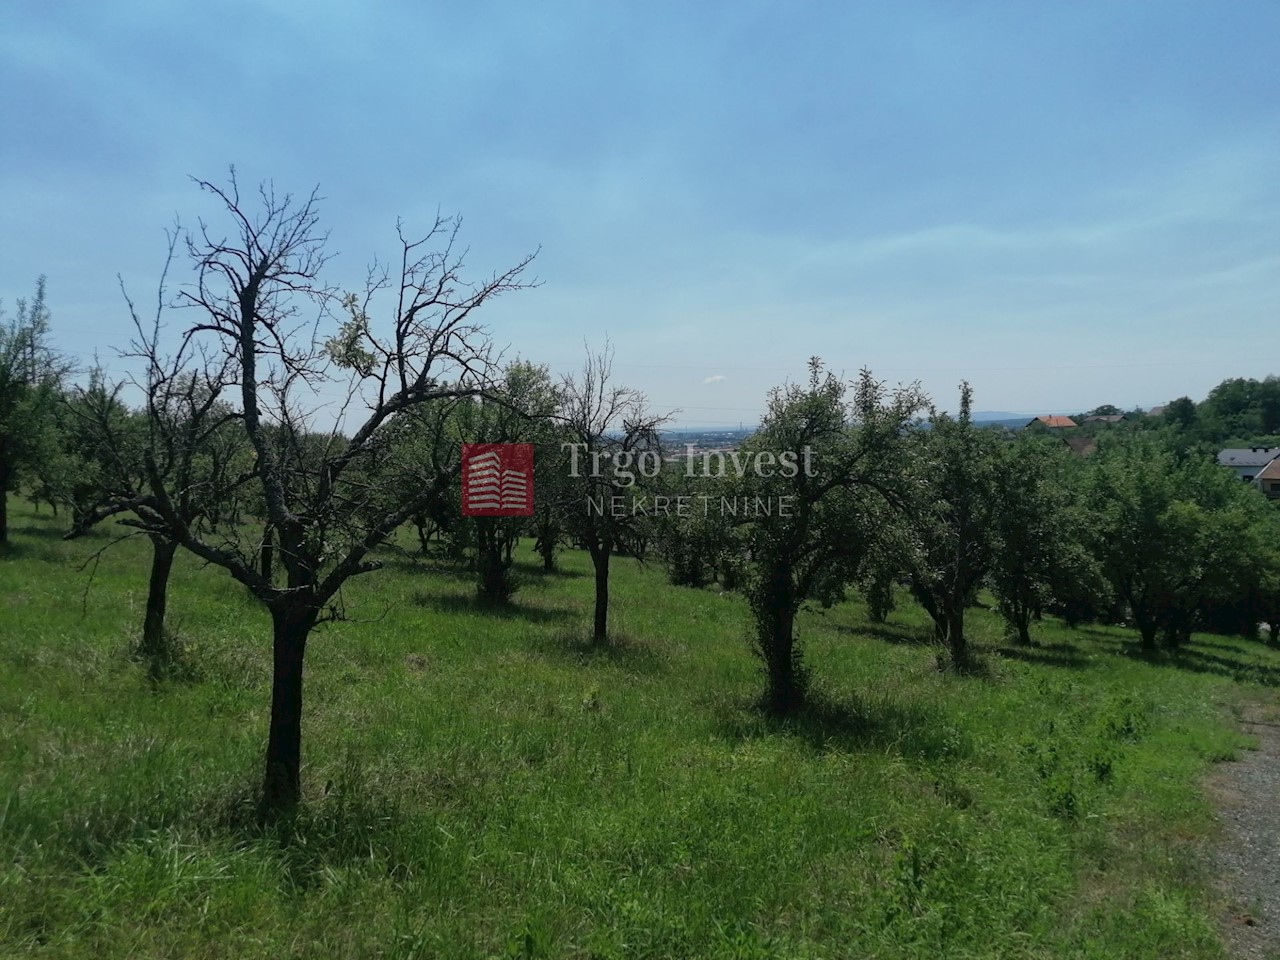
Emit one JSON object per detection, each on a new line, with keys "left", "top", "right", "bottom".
{"left": 1059, "top": 376, "right": 1280, "bottom": 452}
{"left": 3, "top": 174, "right": 1278, "bottom": 814}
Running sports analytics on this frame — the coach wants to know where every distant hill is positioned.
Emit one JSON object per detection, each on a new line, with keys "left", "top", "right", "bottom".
{"left": 921, "top": 412, "right": 1033, "bottom": 427}
{"left": 971, "top": 411, "right": 1032, "bottom": 423}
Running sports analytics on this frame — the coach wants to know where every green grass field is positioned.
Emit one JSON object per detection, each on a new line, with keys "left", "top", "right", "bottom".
{"left": 2, "top": 497, "right": 1277, "bottom": 958}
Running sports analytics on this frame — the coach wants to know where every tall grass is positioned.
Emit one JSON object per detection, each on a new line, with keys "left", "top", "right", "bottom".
{"left": 1, "top": 496, "right": 1272, "bottom": 958}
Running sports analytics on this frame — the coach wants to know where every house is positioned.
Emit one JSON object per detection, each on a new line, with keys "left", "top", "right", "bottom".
{"left": 1255, "top": 458, "right": 1280, "bottom": 499}
{"left": 1147, "top": 406, "right": 1166, "bottom": 417}
{"left": 1064, "top": 437, "right": 1097, "bottom": 457}
{"left": 1083, "top": 414, "right": 1125, "bottom": 424}
{"left": 1217, "top": 446, "right": 1280, "bottom": 482}
{"left": 1026, "top": 415, "right": 1078, "bottom": 429}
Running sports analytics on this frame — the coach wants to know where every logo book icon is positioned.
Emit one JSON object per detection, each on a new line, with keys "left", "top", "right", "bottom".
{"left": 461, "top": 443, "right": 534, "bottom": 517}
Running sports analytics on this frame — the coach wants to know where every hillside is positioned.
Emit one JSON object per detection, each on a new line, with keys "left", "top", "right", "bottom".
{"left": 1, "top": 499, "right": 1278, "bottom": 958}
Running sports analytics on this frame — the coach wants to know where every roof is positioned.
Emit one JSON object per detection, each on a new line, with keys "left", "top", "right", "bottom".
{"left": 1028, "top": 415, "right": 1077, "bottom": 428}
{"left": 1218, "top": 447, "right": 1280, "bottom": 468}
{"left": 1256, "top": 459, "right": 1280, "bottom": 482}
{"left": 1064, "top": 437, "right": 1097, "bottom": 457}
{"left": 1083, "top": 414, "right": 1125, "bottom": 423}
{"left": 1147, "top": 406, "right": 1165, "bottom": 417}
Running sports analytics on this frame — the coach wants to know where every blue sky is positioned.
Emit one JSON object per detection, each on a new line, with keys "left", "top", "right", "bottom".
{"left": 3, "top": 1, "right": 1278, "bottom": 426}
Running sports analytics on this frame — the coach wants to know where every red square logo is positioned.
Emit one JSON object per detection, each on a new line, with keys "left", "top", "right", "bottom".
{"left": 462, "top": 443, "right": 534, "bottom": 516}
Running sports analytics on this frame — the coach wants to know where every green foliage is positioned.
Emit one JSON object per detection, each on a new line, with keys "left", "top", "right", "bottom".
{"left": 902, "top": 383, "right": 1001, "bottom": 667}
{"left": 0, "top": 277, "right": 72, "bottom": 532}
{"left": 0, "top": 499, "right": 1268, "bottom": 958}
{"left": 1086, "top": 434, "right": 1277, "bottom": 649}
{"left": 735, "top": 359, "right": 924, "bottom": 714}
{"left": 448, "top": 360, "right": 563, "bottom": 604}
{"left": 988, "top": 433, "right": 1103, "bottom": 644}
{"left": 324, "top": 293, "right": 376, "bottom": 376}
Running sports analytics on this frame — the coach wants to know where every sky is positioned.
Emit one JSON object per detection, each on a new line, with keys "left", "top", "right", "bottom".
{"left": 2, "top": 0, "right": 1278, "bottom": 427}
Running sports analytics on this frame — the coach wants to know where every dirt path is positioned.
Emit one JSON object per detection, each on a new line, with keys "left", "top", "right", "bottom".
{"left": 1209, "top": 701, "right": 1280, "bottom": 960}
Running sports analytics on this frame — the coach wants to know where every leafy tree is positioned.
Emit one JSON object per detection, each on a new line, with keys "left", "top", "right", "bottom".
{"left": 1163, "top": 396, "right": 1196, "bottom": 431}
{"left": 1084, "top": 435, "right": 1269, "bottom": 650}
{"left": 1145, "top": 459, "right": 1273, "bottom": 647}
{"left": 654, "top": 468, "right": 736, "bottom": 589}
{"left": 454, "top": 360, "right": 560, "bottom": 603}
{"left": 904, "top": 384, "right": 1000, "bottom": 669}
{"left": 0, "top": 277, "right": 71, "bottom": 542}
{"left": 1248, "top": 534, "right": 1280, "bottom": 647}
{"left": 856, "top": 533, "right": 903, "bottom": 624}
{"left": 530, "top": 431, "right": 574, "bottom": 572}
{"left": 988, "top": 434, "right": 1096, "bottom": 645}
{"left": 737, "top": 360, "right": 923, "bottom": 715}
{"left": 1196, "top": 376, "right": 1280, "bottom": 439}
{"left": 1087, "top": 437, "right": 1183, "bottom": 650}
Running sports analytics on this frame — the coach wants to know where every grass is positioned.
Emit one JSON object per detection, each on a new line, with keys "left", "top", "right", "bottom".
{"left": 1, "top": 495, "right": 1276, "bottom": 958}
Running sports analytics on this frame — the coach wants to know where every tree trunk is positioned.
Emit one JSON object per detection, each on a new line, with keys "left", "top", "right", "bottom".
{"left": 1268, "top": 621, "right": 1279, "bottom": 647}
{"left": 1002, "top": 598, "right": 1032, "bottom": 646}
{"left": 476, "top": 520, "right": 511, "bottom": 604}
{"left": 946, "top": 602, "right": 967, "bottom": 668}
{"left": 591, "top": 546, "right": 611, "bottom": 644}
{"left": 762, "top": 606, "right": 802, "bottom": 717}
{"left": 910, "top": 579, "right": 946, "bottom": 642}
{"left": 1015, "top": 614, "right": 1031, "bottom": 646}
{"left": 259, "top": 524, "right": 274, "bottom": 582}
{"left": 1013, "top": 591, "right": 1032, "bottom": 646}
{"left": 141, "top": 534, "right": 177, "bottom": 678}
{"left": 751, "top": 561, "right": 805, "bottom": 717}
{"left": 261, "top": 605, "right": 314, "bottom": 816}
{"left": 1134, "top": 612, "right": 1158, "bottom": 651}
{"left": 536, "top": 518, "right": 557, "bottom": 572}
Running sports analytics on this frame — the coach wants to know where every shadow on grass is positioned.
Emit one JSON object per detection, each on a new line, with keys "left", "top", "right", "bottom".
{"left": 0, "top": 540, "right": 36, "bottom": 561}
{"left": 214, "top": 775, "right": 432, "bottom": 893}
{"left": 528, "top": 627, "right": 671, "bottom": 675}
{"left": 378, "top": 551, "right": 475, "bottom": 581}
{"left": 996, "top": 641, "right": 1095, "bottom": 670}
{"left": 411, "top": 590, "right": 577, "bottom": 624}
{"left": 1159, "top": 646, "right": 1280, "bottom": 687}
{"left": 510, "top": 558, "right": 588, "bottom": 579}
{"left": 0, "top": 539, "right": 74, "bottom": 563}
{"left": 833, "top": 622, "right": 935, "bottom": 647}
{"left": 8, "top": 521, "right": 75, "bottom": 541}
{"left": 713, "top": 691, "right": 964, "bottom": 762}
{"left": 1084, "top": 631, "right": 1280, "bottom": 686}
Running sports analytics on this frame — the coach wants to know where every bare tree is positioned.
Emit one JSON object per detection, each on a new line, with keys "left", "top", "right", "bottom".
{"left": 136, "top": 171, "right": 536, "bottom": 813}
{"left": 558, "top": 342, "right": 668, "bottom": 645}
{"left": 61, "top": 235, "right": 253, "bottom": 679}
{"left": 65, "top": 364, "right": 247, "bottom": 678}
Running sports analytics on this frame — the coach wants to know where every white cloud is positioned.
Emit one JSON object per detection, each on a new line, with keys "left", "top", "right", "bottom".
{"left": 703, "top": 374, "right": 728, "bottom": 384}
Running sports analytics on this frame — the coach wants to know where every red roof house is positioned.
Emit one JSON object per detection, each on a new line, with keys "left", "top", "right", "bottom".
{"left": 1027, "top": 415, "right": 1078, "bottom": 429}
